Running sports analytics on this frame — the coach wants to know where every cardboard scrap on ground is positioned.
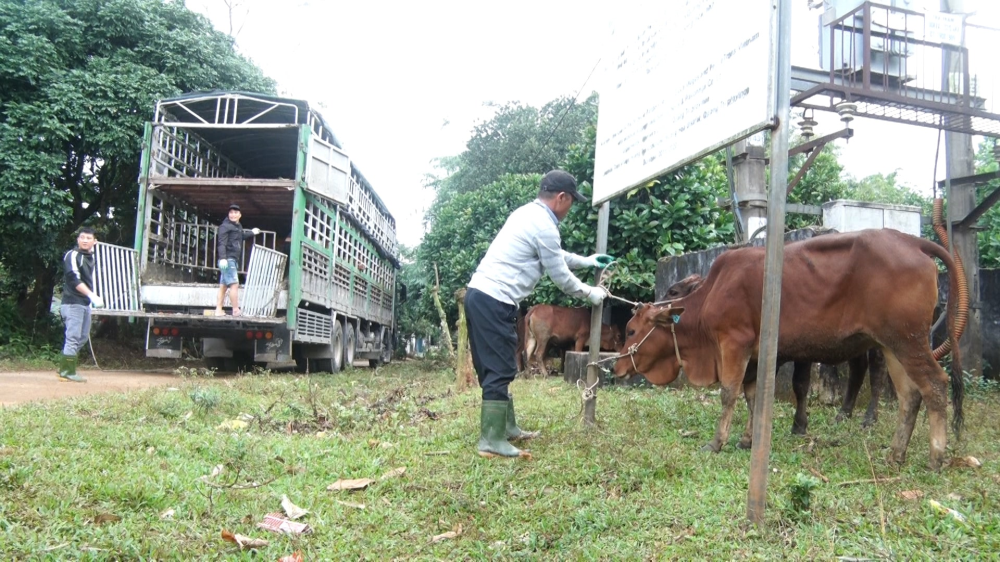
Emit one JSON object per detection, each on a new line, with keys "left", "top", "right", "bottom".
{"left": 221, "top": 529, "right": 269, "bottom": 549}
{"left": 899, "top": 490, "right": 924, "bottom": 501}
{"left": 336, "top": 500, "right": 366, "bottom": 510}
{"left": 431, "top": 524, "right": 463, "bottom": 543}
{"left": 326, "top": 478, "right": 375, "bottom": 491}
{"left": 327, "top": 466, "right": 407, "bottom": 492}
{"left": 281, "top": 495, "right": 309, "bottom": 520}
{"left": 379, "top": 466, "right": 407, "bottom": 481}
{"left": 257, "top": 513, "right": 312, "bottom": 535}
{"left": 277, "top": 553, "right": 304, "bottom": 562}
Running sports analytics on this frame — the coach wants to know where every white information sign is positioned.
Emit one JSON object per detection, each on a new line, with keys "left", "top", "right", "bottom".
{"left": 924, "top": 11, "right": 963, "bottom": 46}
{"left": 593, "top": 0, "right": 776, "bottom": 204}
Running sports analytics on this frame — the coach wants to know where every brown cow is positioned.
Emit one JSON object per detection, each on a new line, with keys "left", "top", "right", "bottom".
{"left": 524, "top": 304, "right": 623, "bottom": 374}
{"left": 615, "top": 229, "right": 963, "bottom": 470}
{"left": 665, "top": 274, "right": 888, "bottom": 431}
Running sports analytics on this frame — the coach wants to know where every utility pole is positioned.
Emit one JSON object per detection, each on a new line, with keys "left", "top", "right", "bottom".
{"left": 942, "top": 0, "right": 983, "bottom": 376}
{"left": 733, "top": 134, "right": 769, "bottom": 241}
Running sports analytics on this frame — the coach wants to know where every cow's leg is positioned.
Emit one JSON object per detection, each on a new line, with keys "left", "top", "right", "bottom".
{"left": 791, "top": 361, "right": 811, "bottom": 435}
{"left": 836, "top": 353, "right": 869, "bottom": 423}
{"left": 861, "top": 348, "right": 886, "bottom": 429}
{"left": 574, "top": 337, "right": 586, "bottom": 352}
{"left": 882, "top": 348, "right": 948, "bottom": 470}
{"left": 703, "top": 345, "right": 750, "bottom": 453}
{"left": 738, "top": 378, "right": 757, "bottom": 449}
{"left": 524, "top": 330, "right": 538, "bottom": 373}
{"left": 530, "top": 331, "right": 550, "bottom": 376}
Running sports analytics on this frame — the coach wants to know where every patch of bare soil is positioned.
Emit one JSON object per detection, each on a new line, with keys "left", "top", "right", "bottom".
{"left": 0, "top": 369, "right": 183, "bottom": 406}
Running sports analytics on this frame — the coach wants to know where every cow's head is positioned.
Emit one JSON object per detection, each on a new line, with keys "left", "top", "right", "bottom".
{"left": 664, "top": 274, "right": 704, "bottom": 299}
{"left": 613, "top": 303, "right": 686, "bottom": 385}
{"left": 601, "top": 323, "right": 624, "bottom": 351}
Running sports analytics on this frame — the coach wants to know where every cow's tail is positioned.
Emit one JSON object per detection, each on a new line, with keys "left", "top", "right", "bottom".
{"left": 917, "top": 230, "right": 965, "bottom": 438}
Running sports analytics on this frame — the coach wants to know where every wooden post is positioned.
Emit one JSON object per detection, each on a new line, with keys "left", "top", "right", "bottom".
{"left": 454, "top": 288, "right": 477, "bottom": 390}
{"left": 431, "top": 263, "right": 454, "bottom": 359}
{"left": 747, "top": 0, "right": 791, "bottom": 525}
{"left": 584, "top": 201, "right": 611, "bottom": 426}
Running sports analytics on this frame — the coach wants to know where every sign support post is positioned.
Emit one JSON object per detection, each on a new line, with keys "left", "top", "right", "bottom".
{"left": 746, "top": 0, "right": 792, "bottom": 525}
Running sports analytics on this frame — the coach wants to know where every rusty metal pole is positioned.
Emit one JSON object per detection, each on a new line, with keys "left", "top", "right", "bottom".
{"left": 747, "top": 0, "right": 791, "bottom": 525}
{"left": 584, "top": 201, "right": 610, "bottom": 426}
{"left": 942, "top": 0, "right": 983, "bottom": 377}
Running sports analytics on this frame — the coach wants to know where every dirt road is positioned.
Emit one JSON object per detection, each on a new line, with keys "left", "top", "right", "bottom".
{"left": 0, "top": 370, "right": 183, "bottom": 406}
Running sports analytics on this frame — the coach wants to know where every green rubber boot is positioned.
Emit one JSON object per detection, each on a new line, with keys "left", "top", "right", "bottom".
{"left": 478, "top": 400, "right": 530, "bottom": 459}
{"left": 57, "top": 355, "right": 86, "bottom": 383}
{"left": 506, "top": 398, "right": 539, "bottom": 442}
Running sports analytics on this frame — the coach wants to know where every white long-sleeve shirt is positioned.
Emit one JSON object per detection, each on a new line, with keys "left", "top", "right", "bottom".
{"left": 468, "top": 200, "right": 592, "bottom": 305}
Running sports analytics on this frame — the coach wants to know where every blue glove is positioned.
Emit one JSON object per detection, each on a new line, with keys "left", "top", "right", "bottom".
{"left": 586, "top": 253, "right": 615, "bottom": 268}
{"left": 218, "top": 259, "right": 229, "bottom": 270}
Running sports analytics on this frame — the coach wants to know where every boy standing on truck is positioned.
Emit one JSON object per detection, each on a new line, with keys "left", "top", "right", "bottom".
{"left": 215, "top": 203, "right": 259, "bottom": 317}
{"left": 59, "top": 227, "right": 104, "bottom": 382}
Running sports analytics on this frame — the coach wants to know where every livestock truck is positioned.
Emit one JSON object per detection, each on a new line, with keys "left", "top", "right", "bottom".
{"left": 92, "top": 91, "right": 398, "bottom": 371}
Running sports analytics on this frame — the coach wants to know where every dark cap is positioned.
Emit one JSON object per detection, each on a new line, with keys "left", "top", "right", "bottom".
{"left": 540, "top": 170, "right": 586, "bottom": 202}
{"left": 228, "top": 203, "right": 241, "bottom": 211}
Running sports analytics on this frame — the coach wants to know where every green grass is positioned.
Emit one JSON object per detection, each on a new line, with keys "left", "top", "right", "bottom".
{"left": 1, "top": 362, "right": 998, "bottom": 559}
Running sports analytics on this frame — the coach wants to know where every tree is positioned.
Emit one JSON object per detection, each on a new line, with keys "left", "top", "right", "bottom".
{"left": 785, "top": 144, "right": 848, "bottom": 230}
{"left": 0, "top": 0, "right": 275, "bottom": 322}
{"left": 425, "top": 94, "right": 599, "bottom": 217}
{"left": 417, "top": 174, "right": 540, "bottom": 324}
{"left": 971, "top": 137, "right": 1000, "bottom": 268}
{"left": 395, "top": 245, "right": 436, "bottom": 342}
{"left": 533, "top": 124, "right": 734, "bottom": 305}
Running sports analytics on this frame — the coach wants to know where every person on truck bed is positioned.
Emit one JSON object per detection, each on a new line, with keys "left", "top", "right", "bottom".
{"left": 58, "top": 226, "right": 104, "bottom": 382}
{"left": 465, "top": 170, "right": 613, "bottom": 459}
{"left": 215, "top": 203, "right": 260, "bottom": 317}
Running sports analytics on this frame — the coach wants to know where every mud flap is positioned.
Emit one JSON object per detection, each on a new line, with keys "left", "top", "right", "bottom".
{"left": 255, "top": 324, "right": 291, "bottom": 362}
{"left": 146, "top": 322, "right": 182, "bottom": 359}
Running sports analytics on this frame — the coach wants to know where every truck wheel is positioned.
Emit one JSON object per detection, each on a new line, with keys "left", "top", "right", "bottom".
{"left": 330, "top": 322, "right": 344, "bottom": 372}
{"left": 344, "top": 323, "right": 356, "bottom": 367}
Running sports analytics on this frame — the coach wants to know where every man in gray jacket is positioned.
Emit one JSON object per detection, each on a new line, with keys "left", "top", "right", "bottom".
{"left": 59, "top": 227, "right": 104, "bottom": 382}
{"left": 466, "top": 170, "right": 613, "bottom": 459}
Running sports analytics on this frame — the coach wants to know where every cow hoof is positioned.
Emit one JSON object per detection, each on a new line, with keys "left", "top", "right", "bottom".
{"left": 886, "top": 449, "right": 906, "bottom": 467}
{"left": 834, "top": 412, "right": 849, "bottom": 423}
{"left": 860, "top": 418, "right": 877, "bottom": 430}
{"left": 737, "top": 439, "right": 752, "bottom": 450}
{"left": 700, "top": 443, "right": 721, "bottom": 453}
{"left": 791, "top": 424, "right": 807, "bottom": 436}
{"left": 929, "top": 457, "right": 943, "bottom": 472}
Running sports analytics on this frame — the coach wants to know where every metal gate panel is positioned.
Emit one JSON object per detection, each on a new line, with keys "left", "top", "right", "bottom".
{"left": 92, "top": 242, "right": 141, "bottom": 312}
{"left": 242, "top": 245, "right": 287, "bottom": 318}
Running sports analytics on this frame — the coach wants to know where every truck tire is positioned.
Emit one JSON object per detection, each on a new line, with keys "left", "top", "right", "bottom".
{"left": 315, "top": 323, "right": 344, "bottom": 373}
{"left": 344, "top": 323, "right": 356, "bottom": 367}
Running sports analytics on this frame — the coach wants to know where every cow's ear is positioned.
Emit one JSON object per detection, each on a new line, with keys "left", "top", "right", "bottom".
{"left": 651, "top": 307, "right": 685, "bottom": 325}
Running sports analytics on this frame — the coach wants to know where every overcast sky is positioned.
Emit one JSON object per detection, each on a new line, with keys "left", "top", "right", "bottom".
{"left": 186, "top": 0, "right": 998, "bottom": 247}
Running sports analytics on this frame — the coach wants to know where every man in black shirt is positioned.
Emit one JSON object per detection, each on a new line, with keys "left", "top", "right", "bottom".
{"left": 59, "top": 227, "right": 104, "bottom": 382}
{"left": 215, "top": 204, "right": 259, "bottom": 316}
